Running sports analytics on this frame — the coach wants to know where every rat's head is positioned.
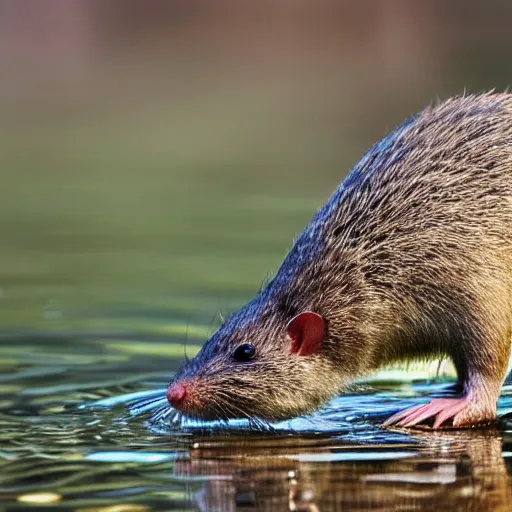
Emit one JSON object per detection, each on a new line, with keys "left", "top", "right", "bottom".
{"left": 166, "top": 305, "right": 346, "bottom": 422}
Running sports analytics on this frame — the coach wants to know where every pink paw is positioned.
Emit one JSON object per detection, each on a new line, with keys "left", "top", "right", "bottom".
{"left": 382, "top": 395, "right": 471, "bottom": 429}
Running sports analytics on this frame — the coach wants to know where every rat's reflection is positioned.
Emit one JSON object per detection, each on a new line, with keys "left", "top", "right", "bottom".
{"left": 172, "top": 428, "right": 512, "bottom": 512}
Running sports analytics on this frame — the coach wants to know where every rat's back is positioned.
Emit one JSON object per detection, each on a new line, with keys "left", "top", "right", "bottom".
{"left": 313, "top": 93, "right": 512, "bottom": 261}
{"left": 270, "top": 93, "right": 512, "bottom": 299}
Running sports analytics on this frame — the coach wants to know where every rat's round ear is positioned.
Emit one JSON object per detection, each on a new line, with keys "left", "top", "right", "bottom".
{"left": 286, "top": 311, "right": 326, "bottom": 356}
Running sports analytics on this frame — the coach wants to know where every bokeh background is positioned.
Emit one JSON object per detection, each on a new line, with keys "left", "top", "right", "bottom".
{"left": 1, "top": 0, "right": 512, "bottom": 341}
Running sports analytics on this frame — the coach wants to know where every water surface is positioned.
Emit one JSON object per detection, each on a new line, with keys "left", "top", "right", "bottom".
{"left": 3, "top": 320, "right": 512, "bottom": 511}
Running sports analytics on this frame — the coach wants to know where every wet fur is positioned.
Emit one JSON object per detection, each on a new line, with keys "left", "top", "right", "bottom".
{"left": 171, "top": 92, "right": 512, "bottom": 424}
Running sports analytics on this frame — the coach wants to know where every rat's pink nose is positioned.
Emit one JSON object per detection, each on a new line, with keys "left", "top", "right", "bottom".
{"left": 167, "top": 382, "right": 187, "bottom": 409}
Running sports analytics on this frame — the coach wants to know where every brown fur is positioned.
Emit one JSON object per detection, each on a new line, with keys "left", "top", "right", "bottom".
{"left": 169, "top": 92, "right": 512, "bottom": 427}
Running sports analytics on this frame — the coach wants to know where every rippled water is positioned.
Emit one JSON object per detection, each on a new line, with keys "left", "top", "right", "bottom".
{"left": 3, "top": 322, "right": 512, "bottom": 511}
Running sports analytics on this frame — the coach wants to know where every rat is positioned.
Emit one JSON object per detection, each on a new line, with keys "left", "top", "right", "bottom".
{"left": 166, "top": 92, "right": 512, "bottom": 429}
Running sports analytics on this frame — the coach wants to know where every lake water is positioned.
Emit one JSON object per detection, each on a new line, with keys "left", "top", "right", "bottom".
{"left": 4, "top": 333, "right": 512, "bottom": 511}
{"left": 3, "top": 271, "right": 512, "bottom": 512}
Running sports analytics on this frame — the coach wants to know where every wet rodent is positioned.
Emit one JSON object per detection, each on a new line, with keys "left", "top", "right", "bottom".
{"left": 167, "top": 92, "right": 512, "bottom": 429}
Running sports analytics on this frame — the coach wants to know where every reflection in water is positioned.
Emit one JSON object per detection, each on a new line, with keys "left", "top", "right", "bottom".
{"left": 166, "top": 430, "right": 512, "bottom": 511}
{"left": 170, "top": 428, "right": 512, "bottom": 511}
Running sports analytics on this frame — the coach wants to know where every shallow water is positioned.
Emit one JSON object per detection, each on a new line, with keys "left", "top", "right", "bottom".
{"left": 3, "top": 321, "right": 512, "bottom": 511}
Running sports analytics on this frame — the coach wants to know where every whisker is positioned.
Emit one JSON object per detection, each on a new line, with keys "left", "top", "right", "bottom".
{"left": 129, "top": 396, "right": 168, "bottom": 416}
{"left": 131, "top": 395, "right": 167, "bottom": 408}
{"left": 214, "top": 389, "right": 265, "bottom": 429}
{"left": 210, "top": 389, "right": 248, "bottom": 423}
{"left": 215, "top": 390, "right": 249, "bottom": 416}
{"left": 149, "top": 401, "right": 183, "bottom": 425}
{"left": 213, "top": 396, "right": 234, "bottom": 423}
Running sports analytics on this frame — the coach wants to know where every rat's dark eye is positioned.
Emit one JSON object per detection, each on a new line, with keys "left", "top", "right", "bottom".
{"left": 233, "top": 343, "right": 256, "bottom": 362}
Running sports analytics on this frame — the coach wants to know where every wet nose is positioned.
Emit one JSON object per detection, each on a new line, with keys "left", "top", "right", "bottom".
{"left": 167, "top": 382, "right": 187, "bottom": 408}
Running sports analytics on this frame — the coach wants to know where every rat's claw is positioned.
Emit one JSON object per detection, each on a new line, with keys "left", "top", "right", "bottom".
{"left": 382, "top": 402, "right": 428, "bottom": 427}
{"left": 398, "top": 401, "right": 448, "bottom": 427}
{"left": 383, "top": 396, "right": 471, "bottom": 429}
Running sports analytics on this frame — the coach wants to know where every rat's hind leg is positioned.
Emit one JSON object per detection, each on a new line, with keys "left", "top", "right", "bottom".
{"left": 384, "top": 331, "right": 511, "bottom": 429}
{"left": 382, "top": 395, "right": 472, "bottom": 429}
{"left": 383, "top": 378, "right": 500, "bottom": 429}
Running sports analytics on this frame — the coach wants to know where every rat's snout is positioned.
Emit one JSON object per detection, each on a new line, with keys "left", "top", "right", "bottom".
{"left": 166, "top": 382, "right": 187, "bottom": 409}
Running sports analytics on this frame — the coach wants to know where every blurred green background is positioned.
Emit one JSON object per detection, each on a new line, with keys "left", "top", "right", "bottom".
{"left": 1, "top": 0, "right": 512, "bottom": 340}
